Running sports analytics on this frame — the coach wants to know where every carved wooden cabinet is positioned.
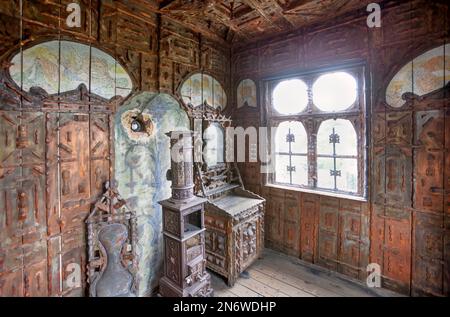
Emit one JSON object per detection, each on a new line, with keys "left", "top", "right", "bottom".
{"left": 185, "top": 102, "right": 265, "bottom": 287}
{"left": 197, "top": 163, "right": 265, "bottom": 286}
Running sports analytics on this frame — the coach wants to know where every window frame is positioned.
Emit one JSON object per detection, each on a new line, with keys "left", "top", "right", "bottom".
{"left": 263, "top": 64, "right": 368, "bottom": 199}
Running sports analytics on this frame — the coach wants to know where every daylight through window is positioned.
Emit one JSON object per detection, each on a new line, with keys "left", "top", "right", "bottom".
{"left": 266, "top": 67, "right": 366, "bottom": 198}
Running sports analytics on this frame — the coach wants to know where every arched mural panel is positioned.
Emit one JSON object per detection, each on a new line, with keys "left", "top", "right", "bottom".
{"left": 386, "top": 44, "right": 450, "bottom": 108}
{"left": 114, "top": 92, "right": 189, "bottom": 296}
{"left": 9, "top": 40, "right": 132, "bottom": 99}
{"left": 237, "top": 78, "right": 257, "bottom": 109}
{"left": 180, "top": 72, "right": 227, "bottom": 110}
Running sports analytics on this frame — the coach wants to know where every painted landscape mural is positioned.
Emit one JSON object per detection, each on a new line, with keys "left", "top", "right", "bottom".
{"left": 9, "top": 40, "right": 132, "bottom": 98}
{"left": 180, "top": 72, "right": 227, "bottom": 110}
{"left": 386, "top": 44, "right": 450, "bottom": 108}
{"left": 114, "top": 92, "right": 190, "bottom": 295}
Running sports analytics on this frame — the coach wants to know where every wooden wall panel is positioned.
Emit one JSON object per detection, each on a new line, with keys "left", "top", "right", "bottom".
{"left": 284, "top": 191, "right": 300, "bottom": 257}
{"left": 412, "top": 212, "right": 445, "bottom": 296}
{"left": 259, "top": 35, "right": 301, "bottom": 76}
{"left": 264, "top": 188, "right": 285, "bottom": 251}
{"left": 304, "top": 20, "right": 368, "bottom": 68}
{"left": 316, "top": 197, "right": 339, "bottom": 271}
{"left": 299, "top": 194, "right": 318, "bottom": 263}
{"left": 338, "top": 200, "right": 369, "bottom": 280}
{"left": 0, "top": 109, "right": 48, "bottom": 297}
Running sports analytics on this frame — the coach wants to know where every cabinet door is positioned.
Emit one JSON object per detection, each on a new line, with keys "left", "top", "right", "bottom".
{"left": 235, "top": 214, "right": 260, "bottom": 274}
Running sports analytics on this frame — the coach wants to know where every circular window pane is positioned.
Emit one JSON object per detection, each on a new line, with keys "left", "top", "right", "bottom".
{"left": 312, "top": 72, "right": 357, "bottom": 112}
{"left": 273, "top": 79, "right": 308, "bottom": 115}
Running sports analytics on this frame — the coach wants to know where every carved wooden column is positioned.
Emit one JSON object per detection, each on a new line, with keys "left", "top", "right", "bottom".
{"left": 159, "top": 131, "right": 213, "bottom": 297}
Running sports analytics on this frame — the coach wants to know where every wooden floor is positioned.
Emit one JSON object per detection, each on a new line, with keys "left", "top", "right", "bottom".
{"left": 211, "top": 249, "right": 401, "bottom": 297}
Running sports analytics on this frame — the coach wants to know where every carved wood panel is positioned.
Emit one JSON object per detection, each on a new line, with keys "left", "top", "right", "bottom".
{"left": 283, "top": 192, "right": 300, "bottom": 256}
{"left": 414, "top": 110, "right": 445, "bottom": 213}
{"left": 317, "top": 197, "right": 339, "bottom": 271}
{"left": 373, "top": 145, "right": 413, "bottom": 208}
{"left": 338, "top": 200, "right": 368, "bottom": 280}
{"left": 382, "top": 217, "right": 411, "bottom": 293}
{"left": 58, "top": 113, "right": 91, "bottom": 232}
{"left": 0, "top": 92, "right": 114, "bottom": 298}
{"left": 264, "top": 188, "right": 285, "bottom": 251}
{"left": 412, "top": 212, "right": 444, "bottom": 296}
{"left": 0, "top": 110, "right": 47, "bottom": 297}
{"left": 300, "top": 193, "right": 318, "bottom": 263}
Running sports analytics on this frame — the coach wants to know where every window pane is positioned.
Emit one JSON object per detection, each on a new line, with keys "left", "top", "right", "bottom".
{"left": 317, "top": 119, "right": 357, "bottom": 156}
{"left": 312, "top": 72, "right": 357, "bottom": 111}
{"left": 336, "top": 158, "right": 358, "bottom": 193}
{"left": 291, "top": 156, "right": 308, "bottom": 186}
{"left": 275, "top": 154, "right": 291, "bottom": 184}
{"left": 273, "top": 79, "right": 308, "bottom": 114}
{"left": 317, "top": 157, "right": 335, "bottom": 190}
{"left": 289, "top": 122, "right": 307, "bottom": 154}
{"left": 274, "top": 122, "right": 290, "bottom": 154}
{"left": 275, "top": 121, "right": 307, "bottom": 154}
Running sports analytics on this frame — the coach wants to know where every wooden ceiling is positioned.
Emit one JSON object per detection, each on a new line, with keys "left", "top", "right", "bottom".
{"left": 154, "top": 0, "right": 376, "bottom": 45}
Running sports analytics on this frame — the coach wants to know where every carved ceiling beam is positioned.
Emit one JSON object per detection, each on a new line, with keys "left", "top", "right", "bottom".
{"left": 161, "top": 0, "right": 248, "bottom": 43}
{"left": 164, "top": 15, "right": 231, "bottom": 47}
{"left": 241, "top": 0, "right": 293, "bottom": 30}
{"left": 203, "top": 1, "right": 251, "bottom": 41}
{"left": 138, "top": 1, "right": 230, "bottom": 46}
{"left": 279, "top": 0, "right": 317, "bottom": 12}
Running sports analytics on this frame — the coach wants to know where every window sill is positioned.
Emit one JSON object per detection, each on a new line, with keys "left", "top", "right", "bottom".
{"left": 264, "top": 183, "right": 368, "bottom": 202}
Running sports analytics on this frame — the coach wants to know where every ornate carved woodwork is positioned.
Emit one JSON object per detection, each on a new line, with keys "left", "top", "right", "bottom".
{"left": 86, "top": 183, "right": 137, "bottom": 297}
{"left": 0, "top": 58, "right": 119, "bottom": 296}
{"left": 192, "top": 106, "right": 265, "bottom": 287}
{"left": 157, "top": 0, "right": 376, "bottom": 45}
{"left": 159, "top": 131, "right": 213, "bottom": 297}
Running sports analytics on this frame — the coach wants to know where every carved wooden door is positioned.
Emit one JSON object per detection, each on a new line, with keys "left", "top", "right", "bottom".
{"left": 0, "top": 84, "right": 116, "bottom": 297}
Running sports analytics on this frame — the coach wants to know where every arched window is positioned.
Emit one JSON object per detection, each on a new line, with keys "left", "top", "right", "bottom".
{"left": 317, "top": 119, "right": 358, "bottom": 193}
{"left": 266, "top": 66, "right": 366, "bottom": 198}
{"left": 272, "top": 79, "right": 308, "bottom": 114}
{"left": 274, "top": 121, "right": 308, "bottom": 186}
{"left": 312, "top": 72, "right": 357, "bottom": 112}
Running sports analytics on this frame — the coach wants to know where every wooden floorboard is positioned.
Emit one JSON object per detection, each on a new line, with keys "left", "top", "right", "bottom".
{"left": 247, "top": 268, "right": 315, "bottom": 297}
{"left": 210, "top": 248, "right": 402, "bottom": 297}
